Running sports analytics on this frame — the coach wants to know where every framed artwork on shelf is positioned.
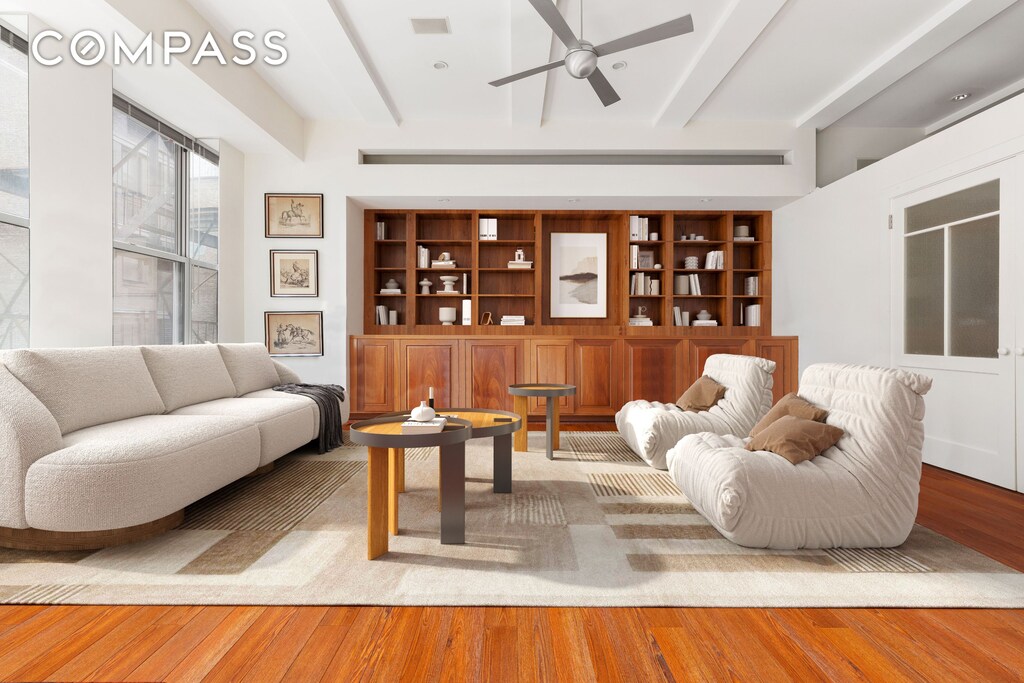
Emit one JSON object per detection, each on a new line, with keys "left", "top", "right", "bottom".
{"left": 270, "top": 250, "right": 319, "bottom": 297}
{"left": 550, "top": 232, "right": 607, "bottom": 318}
{"left": 265, "top": 311, "right": 324, "bottom": 357}
{"left": 638, "top": 250, "right": 655, "bottom": 269}
{"left": 265, "top": 193, "right": 324, "bottom": 238}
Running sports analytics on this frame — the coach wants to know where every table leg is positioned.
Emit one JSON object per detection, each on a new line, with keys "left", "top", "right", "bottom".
{"left": 392, "top": 447, "right": 405, "bottom": 493}
{"left": 552, "top": 400, "right": 561, "bottom": 451}
{"left": 367, "top": 447, "right": 389, "bottom": 559}
{"left": 493, "top": 433, "right": 512, "bottom": 494}
{"left": 545, "top": 397, "right": 555, "bottom": 460}
{"left": 513, "top": 395, "right": 529, "bottom": 452}
{"left": 439, "top": 441, "right": 466, "bottom": 545}
{"left": 388, "top": 448, "right": 402, "bottom": 535}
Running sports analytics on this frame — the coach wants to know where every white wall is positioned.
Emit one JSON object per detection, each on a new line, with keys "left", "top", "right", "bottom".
{"left": 217, "top": 141, "right": 245, "bottom": 342}
{"left": 28, "top": 16, "right": 113, "bottom": 347}
{"left": 774, "top": 92, "right": 1024, "bottom": 371}
{"left": 243, "top": 119, "right": 816, "bottom": 385}
{"left": 816, "top": 126, "right": 926, "bottom": 187}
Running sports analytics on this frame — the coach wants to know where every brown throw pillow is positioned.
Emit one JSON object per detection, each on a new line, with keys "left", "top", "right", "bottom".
{"left": 749, "top": 392, "right": 829, "bottom": 437}
{"left": 676, "top": 376, "right": 727, "bottom": 412}
{"left": 747, "top": 415, "right": 844, "bottom": 465}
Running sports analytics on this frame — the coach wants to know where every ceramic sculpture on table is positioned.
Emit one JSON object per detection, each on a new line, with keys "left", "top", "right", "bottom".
{"left": 411, "top": 400, "right": 436, "bottom": 422}
{"left": 384, "top": 278, "right": 400, "bottom": 292}
{"left": 439, "top": 275, "right": 459, "bottom": 293}
{"left": 419, "top": 279, "right": 432, "bottom": 295}
{"left": 696, "top": 309, "right": 712, "bottom": 321}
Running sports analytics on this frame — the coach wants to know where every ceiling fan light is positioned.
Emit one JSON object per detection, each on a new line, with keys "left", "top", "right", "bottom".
{"left": 564, "top": 44, "right": 598, "bottom": 79}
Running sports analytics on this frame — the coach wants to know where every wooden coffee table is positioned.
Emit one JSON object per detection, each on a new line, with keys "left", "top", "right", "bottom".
{"left": 349, "top": 415, "right": 472, "bottom": 559}
{"left": 508, "top": 384, "right": 577, "bottom": 460}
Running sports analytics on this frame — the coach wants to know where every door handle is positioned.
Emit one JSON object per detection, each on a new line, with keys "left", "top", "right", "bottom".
{"left": 1016, "top": 348, "right": 1024, "bottom": 356}
{"left": 997, "top": 347, "right": 1010, "bottom": 356}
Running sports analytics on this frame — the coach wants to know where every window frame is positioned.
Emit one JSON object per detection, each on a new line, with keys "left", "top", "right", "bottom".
{"left": 112, "top": 95, "right": 219, "bottom": 345}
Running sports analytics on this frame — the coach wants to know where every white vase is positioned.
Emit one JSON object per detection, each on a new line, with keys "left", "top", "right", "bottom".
{"left": 696, "top": 309, "right": 712, "bottom": 321}
{"left": 411, "top": 400, "right": 436, "bottom": 422}
{"left": 439, "top": 307, "right": 457, "bottom": 325}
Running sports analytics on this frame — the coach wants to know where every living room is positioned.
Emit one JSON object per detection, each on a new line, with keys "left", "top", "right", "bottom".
{"left": 1, "top": 0, "right": 1023, "bottom": 679}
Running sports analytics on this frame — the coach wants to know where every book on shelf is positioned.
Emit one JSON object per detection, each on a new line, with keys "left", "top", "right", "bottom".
{"left": 507, "top": 261, "right": 533, "bottom": 269}
{"left": 500, "top": 315, "right": 526, "bottom": 326}
{"left": 463, "top": 273, "right": 468, "bottom": 294}
{"left": 401, "top": 417, "right": 448, "bottom": 435}
{"left": 417, "top": 246, "right": 430, "bottom": 268}
{"left": 375, "top": 221, "right": 387, "bottom": 240}
{"left": 462, "top": 299, "right": 472, "bottom": 325}
{"left": 629, "top": 244, "right": 639, "bottom": 269}
{"left": 704, "top": 250, "right": 724, "bottom": 270}
{"left": 628, "top": 318, "right": 654, "bottom": 327}
{"left": 630, "top": 215, "right": 650, "bottom": 241}
{"left": 376, "top": 305, "right": 390, "bottom": 325}
{"left": 478, "top": 217, "right": 498, "bottom": 240}
{"left": 379, "top": 288, "right": 402, "bottom": 294}
{"left": 430, "top": 260, "right": 457, "bottom": 269}
{"left": 673, "top": 306, "right": 683, "bottom": 326}
{"left": 692, "top": 320, "right": 718, "bottom": 327}
{"left": 744, "top": 276, "right": 759, "bottom": 295}
{"left": 734, "top": 236, "right": 755, "bottom": 242}
{"left": 688, "top": 273, "right": 702, "bottom": 296}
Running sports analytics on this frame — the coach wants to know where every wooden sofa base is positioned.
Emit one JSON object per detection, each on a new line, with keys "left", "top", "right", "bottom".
{"left": 0, "top": 510, "right": 185, "bottom": 552}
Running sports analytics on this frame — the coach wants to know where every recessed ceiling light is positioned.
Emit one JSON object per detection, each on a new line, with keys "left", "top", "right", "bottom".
{"left": 411, "top": 18, "right": 451, "bottom": 35}
{"left": 438, "top": 198, "right": 450, "bottom": 203}
{"left": 951, "top": 92, "right": 971, "bottom": 101}
{"left": 611, "top": 61, "right": 628, "bottom": 70}
{"left": 433, "top": 61, "right": 448, "bottom": 70}
{"left": 700, "top": 197, "right": 712, "bottom": 203}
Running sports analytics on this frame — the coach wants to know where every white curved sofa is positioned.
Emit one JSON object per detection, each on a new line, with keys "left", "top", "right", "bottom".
{"left": 667, "top": 363, "right": 932, "bottom": 549}
{"left": 0, "top": 343, "right": 347, "bottom": 550}
{"left": 614, "top": 354, "right": 777, "bottom": 469}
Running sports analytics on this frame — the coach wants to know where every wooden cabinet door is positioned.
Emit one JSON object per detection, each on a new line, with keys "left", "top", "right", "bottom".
{"left": 527, "top": 339, "right": 573, "bottom": 415}
{"left": 573, "top": 339, "right": 622, "bottom": 416}
{"left": 623, "top": 340, "right": 686, "bottom": 404}
{"left": 398, "top": 340, "right": 460, "bottom": 411}
{"left": 755, "top": 338, "right": 798, "bottom": 403}
{"left": 687, "top": 338, "right": 754, "bottom": 385}
{"left": 463, "top": 340, "right": 524, "bottom": 411}
{"left": 351, "top": 337, "right": 396, "bottom": 414}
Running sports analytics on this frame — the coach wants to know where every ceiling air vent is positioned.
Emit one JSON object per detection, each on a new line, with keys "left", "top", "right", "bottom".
{"left": 410, "top": 17, "right": 451, "bottom": 35}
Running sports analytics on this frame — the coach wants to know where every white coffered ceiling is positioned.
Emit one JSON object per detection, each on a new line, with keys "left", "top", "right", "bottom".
{"left": 180, "top": 0, "right": 1024, "bottom": 132}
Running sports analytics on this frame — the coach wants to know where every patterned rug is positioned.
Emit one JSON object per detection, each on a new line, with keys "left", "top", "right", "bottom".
{"left": 1, "top": 432, "right": 1022, "bottom": 607}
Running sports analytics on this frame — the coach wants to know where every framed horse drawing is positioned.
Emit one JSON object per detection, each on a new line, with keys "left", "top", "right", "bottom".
{"left": 265, "top": 193, "right": 324, "bottom": 238}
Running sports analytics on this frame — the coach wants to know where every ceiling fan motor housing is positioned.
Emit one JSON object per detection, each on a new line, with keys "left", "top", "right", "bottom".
{"left": 564, "top": 41, "right": 598, "bottom": 79}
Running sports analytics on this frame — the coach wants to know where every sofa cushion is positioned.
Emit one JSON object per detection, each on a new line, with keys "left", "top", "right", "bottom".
{"left": 747, "top": 415, "right": 844, "bottom": 465}
{"left": 25, "top": 414, "right": 260, "bottom": 532}
{"left": 749, "top": 392, "right": 828, "bottom": 437}
{"left": 173, "top": 397, "right": 317, "bottom": 465}
{"left": 218, "top": 343, "right": 281, "bottom": 396}
{"left": 141, "top": 344, "right": 237, "bottom": 412}
{"left": 2, "top": 347, "right": 166, "bottom": 435}
{"left": 676, "top": 376, "right": 727, "bottom": 412}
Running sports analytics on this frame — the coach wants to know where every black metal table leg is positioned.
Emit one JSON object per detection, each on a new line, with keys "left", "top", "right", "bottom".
{"left": 493, "top": 433, "right": 512, "bottom": 493}
{"left": 439, "top": 441, "right": 466, "bottom": 544}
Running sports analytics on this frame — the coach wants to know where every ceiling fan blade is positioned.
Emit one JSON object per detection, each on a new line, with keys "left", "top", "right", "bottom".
{"left": 527, "top": 0, "right": 581, "bottom": 49}
{"left": 489, "top": 59, "right": 566, "bottom": 87}
{"left": 587, "top": 68, "right": 621, "bottom": 107}
{"left": 593, "top": 15, "right": 694, "bottom": 57}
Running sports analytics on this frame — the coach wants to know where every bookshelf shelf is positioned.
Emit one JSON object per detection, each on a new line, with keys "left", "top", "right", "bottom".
{"left": 365, "top": 209, "right": 770, "bottom": 334}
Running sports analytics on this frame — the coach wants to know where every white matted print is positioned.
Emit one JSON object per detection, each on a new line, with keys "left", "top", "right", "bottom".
{"left": 550, "top": 232, "right": 607, "bottom": 318}
{"left": 271, "top": 250, "right": 318, "bottom": 297}
{"left": 265, "top": 193, "right": 323, "bottom": 238}
{"left": 265, "top": 311, "right": 324, "bottom": 357}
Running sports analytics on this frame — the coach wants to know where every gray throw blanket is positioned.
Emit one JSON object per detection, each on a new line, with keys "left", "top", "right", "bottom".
{"left": 273, "top": 383, "right": 347, "bottom": 453}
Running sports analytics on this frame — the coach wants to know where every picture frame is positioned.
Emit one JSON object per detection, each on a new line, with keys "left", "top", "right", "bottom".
{"left": 270, "top": 250, "right": 319, "bottom": 297}
{"left": 265, "top": 311, "right": 324, "bottom": 357}
{"left": 265, "top": 193, "right": 324, "bottom": 238}
{"left": 638, "top": 249, "right": 655, "bottom": 269}
{"left": 550, "top": 232, "right": 607, "bottom": 318}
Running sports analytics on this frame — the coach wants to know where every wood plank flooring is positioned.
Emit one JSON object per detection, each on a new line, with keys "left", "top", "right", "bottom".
{"left": 1, "top": 426, "right": 1023, "bottom": 681}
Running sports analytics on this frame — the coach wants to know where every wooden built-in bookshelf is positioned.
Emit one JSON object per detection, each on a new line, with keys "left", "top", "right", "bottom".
{"left": 365, "top": 209, "right": 771, "bottom": 336}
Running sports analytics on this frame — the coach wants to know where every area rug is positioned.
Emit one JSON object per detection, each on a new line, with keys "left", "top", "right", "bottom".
{"left": 1, "top": 433, "right": 1022, "bottom": 607}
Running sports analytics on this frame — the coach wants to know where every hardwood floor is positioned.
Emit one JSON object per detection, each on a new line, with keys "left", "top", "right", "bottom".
{"left": 1, "top": 429, "right": 1023, "bottom": 681}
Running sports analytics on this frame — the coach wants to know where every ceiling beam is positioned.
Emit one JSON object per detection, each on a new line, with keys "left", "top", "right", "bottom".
{"left": 507, "top": 0, "right": 555, "bottom": 126}
{"left": 797, "top": 0, "right": 1016, "bottom": 130}
{"left": 284, "top": 0, "right": 399, "bottom": 125}
{"left": 655, "top": 0, "right": 787, "bottom": 128}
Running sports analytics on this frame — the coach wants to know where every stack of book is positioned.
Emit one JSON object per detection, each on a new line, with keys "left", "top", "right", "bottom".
{"left": 375, "top": 305, "right": 397, "bottom": 325}
{"left": 417, "top": 246, "right": 430, "bottom": 268}
{"left": 500, "top": 315, "right": 526, "bottom": 326}
{"left": 704, "top": 251, "right": 724, "bottom": 269}
{"left": 630, "top": 272, "right": 652, "bottom": 295}
{"left": 401, "top": 417, "right": 448, "bottom": 435}
{"left": 431, "top": 259, "right": 457, "bottom": 269}
{"left": 375, "top": 221, "right": 387, "bottom": 240}
{"left": 629, "top": 215, "right": 652, "bottom": 241}
{"left": 686, "top": 274, "right": 703, "bottom": 295}
{"left": 628, "top": 316, "right": 654, "bottom": 327}
{"left": 507, "top": 259, "right": 533, "bottom": 269}
{"left": 734, "top": 234, "right": 756, "bottom": 242}
{"left": 744, "top": 276, "right": 759, "bottom": 295}
{"left": 379, "top": 286, "right": 401, "bottom": 295}
{"left": 478, "top": 218, "right": 498, "bottom": 240}
{"left": 693, "top": 319, "right": 718, "bottom": 327}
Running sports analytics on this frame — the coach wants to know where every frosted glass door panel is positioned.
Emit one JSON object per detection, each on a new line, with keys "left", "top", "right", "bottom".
{"left": 905, "top": 179, "right": 998, "bottom": 234}
{"left": 904, "top": 230, "right": 944, "bottom": 356}
{"left": 950, "top": 216, "right": 999, "bottom": 358}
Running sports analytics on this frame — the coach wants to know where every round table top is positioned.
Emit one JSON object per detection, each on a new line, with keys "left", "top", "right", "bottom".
{"left": 348, "top": 415, "right": 473, "bottom": 449}
{"left": 381, "top": 408, "right": 521, "bottom": 438}
{"left": 508, "top": 383, "right": 577, "bottom": 398}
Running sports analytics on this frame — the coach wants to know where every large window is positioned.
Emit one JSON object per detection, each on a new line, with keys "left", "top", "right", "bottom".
{"left": 112, "top": 96, "right": 219, "bottom": 345}
{"left": 0, "top": 23, "right": 29, "bottom": 350}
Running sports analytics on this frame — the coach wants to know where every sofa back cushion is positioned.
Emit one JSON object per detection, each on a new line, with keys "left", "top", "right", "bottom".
{"left": 700, "top": 354, "right": 777, "bottom": 434}
{"left": 142, "top": 344, "right": 237, "bottom": 411}
{"left": 2, "top": 346, "right": 166, "bottom": 434}
{"left": 218, "top": 343, "right": 281, "bottom": 396}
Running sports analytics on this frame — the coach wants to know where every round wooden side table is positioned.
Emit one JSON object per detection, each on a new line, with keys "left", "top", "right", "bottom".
{"left": 508, "top": 384, "right": 577, "bottom": 460}
{"left": 349, "top": 415, "right": 472, "bottom": 559}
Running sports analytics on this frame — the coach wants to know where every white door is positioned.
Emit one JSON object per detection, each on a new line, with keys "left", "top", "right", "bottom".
{"left": 892, "top": 159, "right": 1018, "bottom": 490}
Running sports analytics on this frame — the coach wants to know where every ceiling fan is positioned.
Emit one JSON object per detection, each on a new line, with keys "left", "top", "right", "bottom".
{"left": 489, "top": 0, "right": 694, "bottom": 106}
